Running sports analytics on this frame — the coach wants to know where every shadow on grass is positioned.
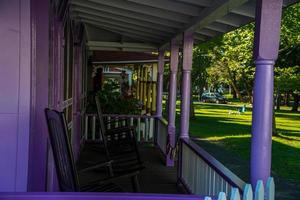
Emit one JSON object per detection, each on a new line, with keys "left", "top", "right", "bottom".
{"left": 275, "top": 132, "right": 300, "bottom": 141}
{"left": 184, "top": 114, "right": 251, "bottom": 138}
{"left": 193, "top": 137, "right": 300, "bottom": 199}
{"left": 275, "top": 112, "right": 300, "bottom": 121}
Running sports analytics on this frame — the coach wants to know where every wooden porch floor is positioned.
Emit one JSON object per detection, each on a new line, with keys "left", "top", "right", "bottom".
{"left": 78, "top": 143, "right": 183, "bottom": 194}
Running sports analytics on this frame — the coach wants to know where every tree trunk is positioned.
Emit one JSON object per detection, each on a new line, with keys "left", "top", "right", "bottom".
{"left": 292, "top": 93, "right": 299, "bottom": 112}
{"left": 242, "top": 75, "right": 252, "bottom": 103}
{"left": 232, "top": 89, "right": 237, "bottom": 99}
{"left": 230, "top": 82, "right": 243, "bottom": 102}
{"left": 275, "top": 88, "right": 281, "bottom": 111}
{"left": 272, "top": 108, "right": 278, "bottom": 136}
{"left": 199, "top": 87, "right": 204, "bottom": 101}
{"left": 224, "top": 63, "right": 242, "bottom": 101}
{"left": 190, "top": 87, "right": 195, "bottom": 119}
{"left": 285, "top": 92, "right": 290, "bottom": 106}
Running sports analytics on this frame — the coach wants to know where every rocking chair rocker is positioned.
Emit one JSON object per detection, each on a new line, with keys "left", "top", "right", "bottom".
{"left": 45, "top": 108, "right": 139, "bottom": 192}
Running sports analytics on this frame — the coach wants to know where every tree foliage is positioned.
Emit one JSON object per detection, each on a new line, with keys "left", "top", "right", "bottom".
{"left": 193, "top": 3, "right": 300, "bottom": 107}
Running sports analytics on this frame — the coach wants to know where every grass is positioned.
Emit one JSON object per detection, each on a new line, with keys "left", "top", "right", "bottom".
{"left": 169, "top": 101, "right": 300, "bottom": 183}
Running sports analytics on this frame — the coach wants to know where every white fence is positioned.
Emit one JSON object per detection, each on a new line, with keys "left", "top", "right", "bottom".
{"left": 210, "top": 178, "right": 274, "bottom": 200}
{"left": 82, "top": 113, "right": 155, "bottom": 143}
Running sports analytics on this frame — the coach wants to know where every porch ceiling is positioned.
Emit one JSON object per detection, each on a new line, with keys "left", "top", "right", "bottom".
{"left": 69, "top": 0, "right": 299, "bottom": 51}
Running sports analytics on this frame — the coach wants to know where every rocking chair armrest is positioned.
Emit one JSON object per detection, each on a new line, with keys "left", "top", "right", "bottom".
{"left": 78, "top": 160, "right": 114, "bottom": 174}
{"left": 104, "top": 118, "right": 128, "bottom": 124}
{"left": 82, "top": 170, "right": 140, "bottom": 188}
{"left": 106, "top": 126, "right": 135, "bottom": 134}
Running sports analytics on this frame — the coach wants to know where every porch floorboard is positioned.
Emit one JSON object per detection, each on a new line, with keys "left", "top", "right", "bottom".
{"left": 78, "top": 143, "right": 183, "bottom": 194}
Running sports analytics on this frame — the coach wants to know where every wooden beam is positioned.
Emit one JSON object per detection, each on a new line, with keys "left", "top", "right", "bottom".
{"left": 71, "top": 0, "right": 183, "bottom": 28}
{"left": 78, "top": 19, "right": 166, "bottom": 39}
{"left": 73, "top": 13, "right": 172, "bottom": 37}
{"left": 81, "top": 20, "right": 164, "bottom": 42}
{"left": 174, "top": 0, "right": 213, "bottom": 7}
{"left": 194, "top": 33, "right": 209, "bottom": 41}
{"left": 70, "top": 6, "right": 177, "bottom": 33}
{"left": 205, "top": 22, "right": 234, "bottom": 33}
{"left": 87, "top": 41, "right": 158, "bottom": 50}
{"left": 231, "top": 3, "right": 255, "bottom": 18}
{"left": 196, "top": 28, "right": 219, "bottom": 37}
{"left": 160, "top": 0, "right": 249, "bottom": 49}
{"left": 88, "top": 46, "right": 157, "bottom": 52}
{"left": 73, "top": 0, "right": 191, "bottom": 23}
{"left": 216, "top": 13, "right": 251, "bottom": 27}
{"left": 126, "top": 0, "right": 202, "bottom": 16}
{"left": 185, "top": 0, "right": 249, "bottom": 32}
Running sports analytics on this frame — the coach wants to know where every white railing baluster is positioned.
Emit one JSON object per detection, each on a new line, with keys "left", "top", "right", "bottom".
{"left": 84, "top": 115, "right": 88, "bottom": 140}
{"left": 107, "top": 116, "right": 111, "bottom": 129}
{"left": 195, "top": 159, "right": 201, "bottom": 194}
{"left": 212, "top": 171, "right": 216, "bottom": 195}
{"left": 141, "top": 120, "right": 145, "bottom": 141}
{"left": 137, "top": 118, "right": 141, "bottom": 142}
{"left": 115, "top": 117, "right": 118, "bottom": 128}
{"left": 92, "top": 115, "right": 96, "bottom": 140}
{"left": 243, "top": 184, "right": 253, "bottom": 200}
{"left": 266, "top": 177, "right": 274, "bottom": 200}
{"left": 149, "top": 117, "right": 154, "bottom": 140}
{"left": 254, "top": 181, "right": 264, "bottom": 200}
{"left": 130, "top": 117, "right": 134, "bottom": 126}
{"left": 218, "top": 192, "right": 227, "bottom": 200}
{"left": 230, "top": 188, "right": 241, "bottom": 200}
{"left": 145, "top": 118, "right": 149, "bottom": 141}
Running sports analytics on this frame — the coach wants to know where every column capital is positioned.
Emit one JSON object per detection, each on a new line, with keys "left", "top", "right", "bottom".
{"left": 253, "top": 0, "right": 283, "bottom": 60}
{"left": 183, "top": 31, "right": 194, "bottom": 40}
{"left": 158, "top": 51, "right": 164, "bottom": 74}
{"left": 170, "top": 38, "right": 179, "bottom": 73}
{"left": 182, "top": 32, "right": 194, "bottom": 71}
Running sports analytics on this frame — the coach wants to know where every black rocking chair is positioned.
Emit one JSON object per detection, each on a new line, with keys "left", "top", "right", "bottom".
{"left": 45, "top": 108, "right": 139, "bottom": 192}
{"left": 83, "top": 97, "right": 144, "bottom": 185}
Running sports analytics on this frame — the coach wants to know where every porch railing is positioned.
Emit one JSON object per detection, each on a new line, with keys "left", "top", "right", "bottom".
{"left": 82, "top": 113, "right": 156, "bottom": 143}
{"left": 178, "top": 138, "right": 246, "bottom": 196}
{"left": 0, "top": 177, "right": 275, "bottom": 200}
{"left": 156, "top": 117, "right": 168, "bottom": 155}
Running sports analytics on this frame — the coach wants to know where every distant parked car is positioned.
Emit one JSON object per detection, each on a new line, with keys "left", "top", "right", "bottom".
{"left": 201, "top": 92, "right": 227, "bottom": 104}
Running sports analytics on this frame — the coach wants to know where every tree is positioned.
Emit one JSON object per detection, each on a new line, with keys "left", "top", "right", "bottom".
{"left": 192, "top": 44, "right": 213, "bottom": 99}
{"left": 275, "top": 3, "right": 300, "bottom": 111}
{"left": 205, "top": 24, "right": 255, "bottom": 102}
{"left": 275, "top": 66, "right": 300, "bottom": 111}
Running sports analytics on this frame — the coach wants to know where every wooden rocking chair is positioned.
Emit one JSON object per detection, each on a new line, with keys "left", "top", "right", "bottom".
{"left": 82, "top": 97, "right": 144, "bottom": 189}
{"left": 45, "top": 108, "right": 139, "bottom": 192}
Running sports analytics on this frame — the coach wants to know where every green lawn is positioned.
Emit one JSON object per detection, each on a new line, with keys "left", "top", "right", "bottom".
{"left": 170, "top": 102, "right": 300, "bottom": 183}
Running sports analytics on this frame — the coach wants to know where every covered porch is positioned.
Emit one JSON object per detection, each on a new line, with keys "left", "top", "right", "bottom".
{"left": 0, "top": 0, "right": 298, "bottom": 199}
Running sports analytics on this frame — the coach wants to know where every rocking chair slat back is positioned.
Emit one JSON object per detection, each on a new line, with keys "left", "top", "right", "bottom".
{"left": 45, "top": 108, "right": 80, "bottom": 192}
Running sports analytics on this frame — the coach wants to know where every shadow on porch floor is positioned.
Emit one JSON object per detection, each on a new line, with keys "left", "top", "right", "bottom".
{"left": 78, "top": 143, "right": 184, "bottom": 194}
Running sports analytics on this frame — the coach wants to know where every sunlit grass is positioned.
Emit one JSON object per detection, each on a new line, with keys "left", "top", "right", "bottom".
{"left": 165, "top": 101, "right": 300, "bottom": 182}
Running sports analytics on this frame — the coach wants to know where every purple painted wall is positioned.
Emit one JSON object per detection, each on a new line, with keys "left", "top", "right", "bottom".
{"left": 0, "top": 0, "right": 31, "bottom": 192}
